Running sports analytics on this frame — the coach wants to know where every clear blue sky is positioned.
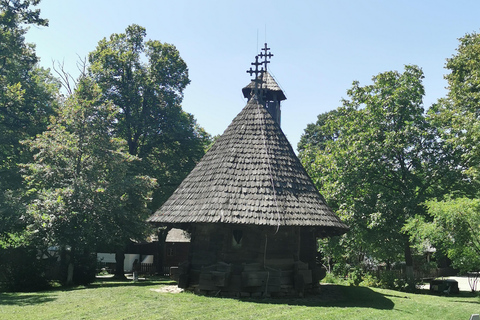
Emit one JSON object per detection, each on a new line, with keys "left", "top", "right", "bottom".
{"left": 25, "top": 0, "right": 480, "bottom": 150}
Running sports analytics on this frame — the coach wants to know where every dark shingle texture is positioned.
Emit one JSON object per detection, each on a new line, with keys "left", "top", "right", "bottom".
{"left": 148, "top": 99, "right": 347, "bottom": 234}
{"left": 242, "top": 71, "right": 287, "bottom": 101}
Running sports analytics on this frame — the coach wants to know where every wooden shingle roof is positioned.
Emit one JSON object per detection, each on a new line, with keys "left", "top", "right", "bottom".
{"left": 147, "top": 98, "right": 348, "bottom": 236}
{"left": 242, "top": 71, "right": 287, "bottom": 101}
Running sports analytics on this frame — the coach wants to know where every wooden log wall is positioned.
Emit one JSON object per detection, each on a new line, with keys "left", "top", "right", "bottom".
{"left": 178, "top": 223, "right": 320, "bottom": 297}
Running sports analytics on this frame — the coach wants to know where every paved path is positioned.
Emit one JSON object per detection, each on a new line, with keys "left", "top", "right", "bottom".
{"left": 447, "top": 276, "right": 476, "bottom": 292}
{"left": 419, "top": 276, "right": 477, "bottom": 292}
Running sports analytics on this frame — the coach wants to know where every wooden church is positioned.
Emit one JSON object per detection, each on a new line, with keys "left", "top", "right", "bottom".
{"left": 147, "top": 44, "right": 348, "bottom": 297}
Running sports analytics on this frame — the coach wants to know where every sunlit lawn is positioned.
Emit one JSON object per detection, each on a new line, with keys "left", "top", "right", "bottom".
{"left": 0, "top": 278, "right": 478, "bottom": 320}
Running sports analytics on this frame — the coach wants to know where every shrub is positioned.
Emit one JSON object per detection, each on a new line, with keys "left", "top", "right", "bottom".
{"left": 58, "top": 249, "right": 97, "bottom": 286}
{"left": 375, "top": 271, "right": 418, "bottom": 292}
{"left": 0, "top": 246, "right": 50, "bottom": 292}
{"left": 347, "top": 267, "right": 364, "bottom": 286}
{"left": 72, "top": 252, "right": 97, "bottom": 285}
{"left": 321, "top": 272, "right": 349, "bottom": 285}
{"left": 332, "top": 262, "right": 351, "bottom": 279}
{"left": 360, "top": 273, "right": 379, "bottom": 287}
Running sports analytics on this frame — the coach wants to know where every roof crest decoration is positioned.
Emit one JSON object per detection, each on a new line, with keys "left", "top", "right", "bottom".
{"left": 246, "top": 43, "right": 274, "bottom": 102}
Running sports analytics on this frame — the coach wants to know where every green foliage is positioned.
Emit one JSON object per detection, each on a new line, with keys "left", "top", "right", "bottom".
{"left": 0, "top": 0, "right": 48, "bottom": 27}
{"left": 88, "top": 24, "right": 210, "bottom": 208}
{"left": 359, "top": 273, "right": 379, "bottom": 287}
{"left": 70, "top": 251, "right": 97, "bottom": 286}
{"left": 405, "top": 32, "right": 480, "bottom": 274}
{"left": 0, "top": 245, "right": 50, "bottom": 292}
{"left": 0, "top": 0, "right": 59, "bottom": 244}
{"left": 347, "top": 267, "right": 364, "bottom": 286}
{"left": 301, "top": 66, "right": 453, "bottom": 272}
{"left": 321, "top": 271, "right": 343, "bottom": 284}
{"left": 376, "top": 271, "right": 405, "bottom": 290}
{"left": 21, "top": 78, "right": 156, "bottom": 284}
{"left": 406, "top": 198, "right": 480, "bottom": 274}
{"left": 428, "top": 32, "right": 480, "bottom": 189}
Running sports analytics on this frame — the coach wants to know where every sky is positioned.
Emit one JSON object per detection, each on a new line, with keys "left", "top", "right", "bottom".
{"left": 24, "top": 0, "right": 480, "bottom": 151}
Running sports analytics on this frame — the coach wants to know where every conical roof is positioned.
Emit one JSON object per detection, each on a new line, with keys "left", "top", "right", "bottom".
{"left": 242, "top": 71, "right": 287, "bottom": 101}
{"left": 147, "top": 98, "right": 348, "bottom": 236}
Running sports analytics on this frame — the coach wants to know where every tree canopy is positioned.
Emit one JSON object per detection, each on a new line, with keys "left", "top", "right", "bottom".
{"left": 88, "top": 24, "right": 210, "bottom": 208}
{"left": 299, "top": 66, "right": 456, "bottom": 277}
{"left": 0, "top": 0, "right": 58, "bottom": 245}
{"left": 22, "top": 77, "right": 156, "bottom": 283}
{"left": 405, "top": 197, "right": 480, "bottom": 274}
{"left": 404, "top": 32, "right": 480, "bottom": 276}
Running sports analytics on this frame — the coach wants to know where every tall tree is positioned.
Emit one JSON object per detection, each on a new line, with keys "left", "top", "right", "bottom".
{"left": 300, "top": 66, "right": 454, "bottom": 280}
{"left": 23, "top": 77, "right": 156, "bottom": 285}
{"left": 429, "top": 31, "right": 480, "bottom": 190}
{"left": 405, "top": 32, "right": 480, "bottom": 281}
{"left": 0, "top": 0, "right": 59, "bottom": 245}
{"left": 88, "top": 24, "right": 209, "bottom": 208}
{"left": 88, "top": 24, "right": 210, "bottom": 276}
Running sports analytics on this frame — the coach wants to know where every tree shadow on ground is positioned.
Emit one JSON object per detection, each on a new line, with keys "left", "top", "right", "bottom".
{"left": 0, "top": 277, "right": 171, "bottom": 306}
{"left": 0, "top": 293, "right": 56, "bottom": 306}
{"left": 54, "top": 277, "right": 174, "bottom": 291}
{"left": 238, "top": 285, "right": 395, "bottom": 310}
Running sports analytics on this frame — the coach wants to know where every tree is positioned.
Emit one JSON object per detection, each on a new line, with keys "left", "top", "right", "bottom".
{"left": 300, "top": 66, "right": 455, "bottom": 282}
{"left": 88, "top": 24, "right": 210, "bottom": 207}
{"left": 0, "top": 0, "right": 59, "bottom": 245}
{"left": 405, "top": 198, "right": 480, "bottom": 274}
{"left": 23, "top": 78, "right": 156, "bottom": 285}
{"left": 87, "top": 24, "right": 210, "bottom": 276}
{"left": 429, "top": 31, "right": 480, "bottom": 190}
{"left": 298, "top": 110, "right": 340, "bottom": 153}
{"left": 404, "top": 33, "right": 480, "bottom": 289}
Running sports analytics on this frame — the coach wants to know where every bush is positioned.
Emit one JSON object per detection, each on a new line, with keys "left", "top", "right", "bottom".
{"left": 72, "top": 252, "right": 97, "bottom": 285}
{"left": 322, "top": 272, "right": 338, "bottom": 284}
{"left": 375, "top": 271, "right": 418, "bottom": 292}
{"left": 347, "top": 267, "right": 364, "bottom": 286}
{"left": 0, "top": 246, "right": 50, "bottom": 292}
{"left": 58, "top": 249, "right": 97, "bottom": 286}
{"left": 360, "top": 273, "right": 379, "bottom": 287}
{"left": 321, "top": 272, "right": 349, "bottom": 285}
{"left": 332, "top": 262, "right": 351, "bottom": 279}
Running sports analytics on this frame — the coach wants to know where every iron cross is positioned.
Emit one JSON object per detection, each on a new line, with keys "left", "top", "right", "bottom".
{"left": 259, "top": 43, "right": 273, "bottom": 72}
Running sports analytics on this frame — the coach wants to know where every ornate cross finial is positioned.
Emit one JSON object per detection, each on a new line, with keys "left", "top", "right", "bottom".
{"left": 246, "top": 55, "right": 264, "bottom": 80}
{"left": 246, "top": 55, "right": 264, "bottom": 97}
{"left": 259, "top": 43, "right": 273, "bottom": 72}
{"left": 246, "top": 43, "right": 274, "bottom": 102}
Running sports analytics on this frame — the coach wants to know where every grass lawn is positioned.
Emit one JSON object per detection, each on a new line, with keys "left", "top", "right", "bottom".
{"left": 0, "top": 278, "right": 478, "bottom": 320}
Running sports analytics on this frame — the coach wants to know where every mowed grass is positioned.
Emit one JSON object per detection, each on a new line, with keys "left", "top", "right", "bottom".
{"left": 0, "top": 278, "right": 478, "bottom": 320}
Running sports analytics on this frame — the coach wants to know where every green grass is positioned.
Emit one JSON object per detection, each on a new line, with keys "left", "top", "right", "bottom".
{"left": 0, "top": 278, "right": 478, "bottom": 320}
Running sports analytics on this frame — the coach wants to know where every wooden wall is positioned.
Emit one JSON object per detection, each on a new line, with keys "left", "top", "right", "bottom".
{"left": 178, "top": 223, "right": 322, "bottom": 297}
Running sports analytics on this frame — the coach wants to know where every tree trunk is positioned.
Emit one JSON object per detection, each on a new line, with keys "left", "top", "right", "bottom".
{"left": 114, "top": 250, "right": 126, "bottom": 279}
{"left": 67, "top": 262, "right": 74, "bottom": 285}
{"left": 156, "top": 228, "right": 170, "bottom": 275}
{"left": 404, "top": 240, "right": 414, "bottom": 283}
{"left": 65, "top": 250, "right": 74, "bottom": 285}
{"left": 61, "top": 247, "right": 74, "bottom": 286}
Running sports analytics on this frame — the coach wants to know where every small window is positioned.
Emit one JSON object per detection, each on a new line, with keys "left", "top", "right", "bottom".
{"left": 167, "top": 247, "right": 175, "bottom": 256}
{"left": 232, "top": 230, "right": 243, "bottom": 248}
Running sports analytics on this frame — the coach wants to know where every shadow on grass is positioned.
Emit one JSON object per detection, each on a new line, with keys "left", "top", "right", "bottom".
{"left": 0, "top": 276, "right": 173, "bottom": 306}
{"left": 0, "top": 293, "right": 56, "bottom": 306}
{"left": 50, "top": 277, "right": 175, "bottom": 292}
{"left": 232, "top": 285, "right": 395, "bottom": 310}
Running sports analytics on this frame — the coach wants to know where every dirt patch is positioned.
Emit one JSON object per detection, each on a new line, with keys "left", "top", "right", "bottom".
{"left": 151, "top": 285, "right": 184, "bottom": 294}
